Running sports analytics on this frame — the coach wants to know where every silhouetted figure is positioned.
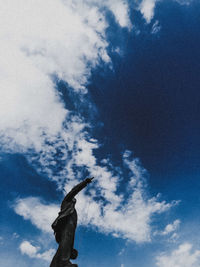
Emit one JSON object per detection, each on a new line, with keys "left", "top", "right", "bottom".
{"left": 50, "top": 177, "right": 94, "bottom": 267}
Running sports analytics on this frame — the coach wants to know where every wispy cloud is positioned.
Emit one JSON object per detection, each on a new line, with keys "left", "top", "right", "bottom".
{"left": 154, "top": 219, "right": 181, "bottom": 237}
{"left": 156, "top": 243, "right": 200, "bottom": 267}
{"left": 151, "top": 20, "right": 161, "bottom": 34}
{"left": 14, "top": 151, "right": 178, "bottom": 243}
{"left": 160, "top": 220, "right": 181, "bottom": 236}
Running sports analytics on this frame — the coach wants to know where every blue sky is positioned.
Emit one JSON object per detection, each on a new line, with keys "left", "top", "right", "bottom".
{"left": 0, "top": 0, "right": 200, "bottom": 266}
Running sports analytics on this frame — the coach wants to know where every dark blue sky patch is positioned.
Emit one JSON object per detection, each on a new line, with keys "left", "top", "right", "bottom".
{"left": 89, "top": 0, "right": 200, "bottom": 179}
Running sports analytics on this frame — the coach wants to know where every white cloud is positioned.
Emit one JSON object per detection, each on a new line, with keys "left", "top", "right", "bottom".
{"left": 74, "top": 0, "right": 132, "bottom": 29}
{"left": 105, "top": 0, "right": 132, "bottom": 29}
{"left": 14, "top": 198, "right": 58, "bottom": 233}
{"left": 154, "top": 219, "right": 181, "bottom": 237}
{"left": 20, "top": 241, "right": 39, "bottom": 257}
{"left": 156, "top": 243, "right": 200, "bottom": 267}
{"left": 0, "top": 0, "right": 132, "bottom": 155}
{"left": 139, "top": 0, "right": 158, "bottom": 23}
{"left": 161, "top": 220, "right": 180, "bottom": 236}
{"left": 20, "top": 241, "right": 55, "bottom": 262}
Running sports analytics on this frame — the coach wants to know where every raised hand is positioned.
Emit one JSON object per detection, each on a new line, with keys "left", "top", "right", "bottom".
{"left": 86, "top": 177, "right": 94, "bottom": 183}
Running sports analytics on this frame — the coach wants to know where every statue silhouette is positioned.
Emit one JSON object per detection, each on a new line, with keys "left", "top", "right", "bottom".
{"left": 50, "top": 177, "right": 94, "bottom": 267}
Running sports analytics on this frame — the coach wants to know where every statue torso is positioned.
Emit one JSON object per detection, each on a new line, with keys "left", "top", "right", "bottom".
{"left": 52, "top": 198, "right": 77, "bottom": 231}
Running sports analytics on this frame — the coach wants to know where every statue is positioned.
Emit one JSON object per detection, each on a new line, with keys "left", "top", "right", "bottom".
{"left": 50, "top": 177, "right": 94, "bottom": 267}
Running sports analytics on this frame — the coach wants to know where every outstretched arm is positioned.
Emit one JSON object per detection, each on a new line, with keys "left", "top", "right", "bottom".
{"left": 63, "top": 177, "right": 94, "bottom": 202}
